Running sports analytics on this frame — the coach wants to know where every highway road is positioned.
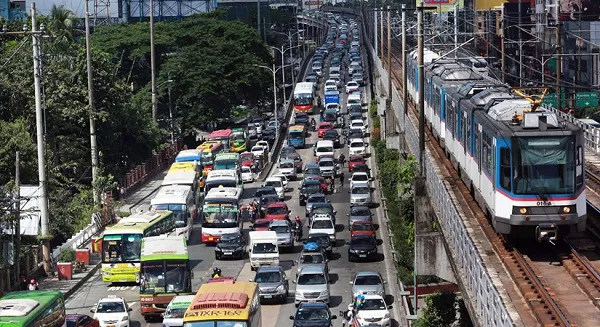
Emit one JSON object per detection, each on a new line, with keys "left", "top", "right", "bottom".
{"left": 65, "top": 23, "right": 401, "bottom": 327}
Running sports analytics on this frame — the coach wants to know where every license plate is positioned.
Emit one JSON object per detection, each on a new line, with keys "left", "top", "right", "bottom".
{"left": 307, "top": 299, "right": 317, "bottom": 303}
{"left": 359, "top": 254, "right": 367, "bottom": 258}
{"left": 224, "top": 251, "right": 233, "bottom": 255}
{"left": 107, "top": 325, "right": 115, "bottom": 327}
{"left": 263, "top": 295, "right": 272, "bottom": 298}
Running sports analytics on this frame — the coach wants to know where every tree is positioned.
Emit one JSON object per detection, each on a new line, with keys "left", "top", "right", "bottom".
{"left": 46, "top": 5, "right": 80, "bottom": 42}
{"left": 413, "top": 292, "right": 458, "bottom": 327}
{"left": 0, "top": 119, "right": 37, "bottom": 186}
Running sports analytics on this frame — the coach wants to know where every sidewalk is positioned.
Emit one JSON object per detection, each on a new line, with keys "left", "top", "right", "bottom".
{"left": 119, "top": 170, "right": 168, "bottom": 213}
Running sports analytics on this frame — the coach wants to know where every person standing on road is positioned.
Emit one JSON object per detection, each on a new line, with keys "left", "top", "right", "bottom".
{"left": 339, "top": 172, "right": 345, "bottom": 191}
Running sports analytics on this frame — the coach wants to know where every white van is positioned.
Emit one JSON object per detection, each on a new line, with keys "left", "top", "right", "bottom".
{"left": 162, "top": 295, "right": 195, "bottom": 327}
{"left": 314, "top": 140, "right": 335, "bottom": 158}
{"left": 347, "top": 92, "right": 362, "bottom": 108}
{"left": 150, "top": 185, "right": 196, "bottom": 239}
{"left": 249, "top": 231, "right": 279, "bottom": 271}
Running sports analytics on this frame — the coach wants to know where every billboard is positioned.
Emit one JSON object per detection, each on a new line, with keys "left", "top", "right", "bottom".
{"left": 421, "top": 0, "right": 464, "bottom": 13}
{"left": 474, "top": 0, "right": 505, "bottom": 11}
{"left": 560, "top": 0, "right": 600, "bottom": 21}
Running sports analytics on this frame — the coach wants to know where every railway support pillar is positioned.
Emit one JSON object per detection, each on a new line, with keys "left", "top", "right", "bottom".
{"left": 414, "top": 176, "right": 456, "bottom": 283}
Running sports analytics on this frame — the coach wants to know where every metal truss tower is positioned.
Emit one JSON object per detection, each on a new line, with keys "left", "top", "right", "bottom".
{"left": 127, "top": 0, "right": 215, "bottom": 22}
{"left": 93, "top": 0, "right": 113, "bottom": 26}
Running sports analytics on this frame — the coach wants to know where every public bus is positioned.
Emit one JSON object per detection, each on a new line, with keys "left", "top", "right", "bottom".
{"left": 208, "top": 129, "right": 233, "bottom": 151}
{"left": 150, "top": 185, "right": 196, "bottom": 239}
{"left": 294, "top": 82, "right": 316, "bottom": 113}
{"left": 230, "top": 128, "right": 248, "bottom": 153}
{"left": 214, "top": 152, "right": 241, "bottom": 171}
{"left": 183, "top": 280, "right": 261, "bottom": 327}
{"left": 0, "top": 290, "right": 65, "bottom": 327}
{"left": 205, "top": 170, "right": 243, "bottom": 194}
{"left": 101, "top": 211, "right": 176, "bottom": 283}
{"left": 175, "top": 149, "right": 202, "bottom": 164}
{"left": 162, "top": 168, "right": 202, "bottom": 206}
{"left": 288, "top": 125, "right": 306, "bottom": 148}
{"left": 201, "top": 203, "right": 241, "bottom": 243}
{"left": 197, "top": 142, "right": 224, "bottom": 174}
{"left": 202, "top": 187, "right": 243, "bottom": 210}
{"left": 139, "top": 236, "right": 192, "bottom": 318}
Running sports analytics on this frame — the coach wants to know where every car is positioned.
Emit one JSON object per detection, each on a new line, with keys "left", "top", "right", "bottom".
{"left": 352, "top": 163, "right": 371, "bottom": 177}
{"left": 251, "top": 145, "right": 267, "bottom": 158}
{"left": 282, "top": 152, "right": 304, "bottom": 173}
{"left": 66, "top": 314, "right": 99, "bottom": 327}
{"left": 350, "top": 182, "right": 372, "bottom": 207}
{"left": 278, "top": 159, "right": 298, "bottom": 180}
{"left": 240, "top": 152, "right": 255, "bottom": 168}
{"left": 241, "top": 165, "right": 254, "bottom": 183}
{"left": 349, "top": 111, "right": 363, "bottom": 121}
{"left": 352, "top": 73, "right": 365, "bottom": 86}
{"left": 294, "top": 265, "right": 330, "bottom": 307}
{"left": 299, "top": 180, "right": 323, "bottom": 206}
{"left": 350, "top": 271, "right": 386, "bottom": 299}
{"left": 349, "top": 172, "right": 371, "bottom": 189}
{"left": 252, "top": 266, "right": 289, "bottom": 304}
{"left": 304, "top": 163, "right": 321, "bottom": 177}
{"left": 323, "top": 129, "right": 341, "bottom": 148}
{"left": 258, "top": 194, "right": 279, "bottom": 217}
{"left": 308, "top": 202, "right": 336, "bottom": 224}
{"left": 309, "top": 215, "right": 336, "bottom": 245}
{"left": 353, "top": 294, "right": 391, "bottom": 327}
{"left": 264, "top": 202, "right": 291, "bottom": 221}
{"left": 264, "top": 176, "right": 286, "bottom": 200}
{"left": 313, "top": 67, "right": 322, "bottom": 77}
{"left": 317, "top": 122, "right": 334, "bottom": 138}
{"left": 350, "top": 221, "right": 376, "bottom": 238}
{"left": 349, "top": 119, "right": 368, "bottom": 135}
{"left": 251, "top": 219, "right": 272, "bottom": 231}
{"left": 90, "top": 296, "right": 132, "bottom": 327}
{"left": 261, "top": 128, "right": 276, "bottom": 146}
{"left": 349, "top": 62, "right": 362, "bottom": 75}
{"left": 348, "top": 138, "right": 367, "bottom": 156}
{"left": 325, "top": 103, "right": 340, "bottom": 115}
{"left": 305, "top": 233, "right": 333, "bottom": 256}
{"left": 295, "top": 113, "right": 309, "bottom": 126}
{"left": 296, "top": 245, "right": 330, "bottom": 275}
{"left": 348, "top": 234, "right": 378, "bottom": 262}
{"left": 346, "top": 128, "right": 364, "bottom": 142}
{"left": 318, "top": 157, "right": 339, "bottom": 178}
{"left": 329, "top": 76, "right": 342, "bottom": 87}
{"left": 346, "top": 81, "right": 360, "bottom": 93}
{"left": 348, "top": 155, "right": 366, "bottom": 171}
{"left": 256, "top": 140, "right": 270, "bottom": 152}
{"left": 281, "top": 146, "right": 298, "bottom": 156}
{"left": 348, "top": 205, "right": 373, "bottom": 226}
{"left": 269, "top": 220, "right": 294, "bottom": 250}
{"left": 254, "top": 186, "right": 277, "bottom": 201}
{"left": 305, "top": 75, "right": 318, "bottom": 84}
{"left": 304, "top": 175, "right": 329, "bottom": 194}
{"left": 324, "top": 79, "right": 337, "bottom": 88}
{"left": 316, "top": 153, "right": 336, "bottom": 164}
{"left": 215, "top": 231, "right": 246, "bottom": 260}
{"left": 289, "top": 303, "right": 337, "bottom": 326}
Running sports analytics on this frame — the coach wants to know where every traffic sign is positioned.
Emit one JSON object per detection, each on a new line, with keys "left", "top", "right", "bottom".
{"left": 542, "top": 93, "right": 566, "bottom": 108}
{"left": 575, "top": 92, "right": 599, "bottom": 108}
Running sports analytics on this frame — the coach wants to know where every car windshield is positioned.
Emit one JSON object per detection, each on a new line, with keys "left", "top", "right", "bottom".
{"left": 353, "top": 223, "right": 372, "bottom": 231}
{"left": 256, "top": 189, "right": 275, "bottom": 197}
{"left": 252, "top": 243, "right": 277, "bottom": 254}
{"left": 352, "top": 122, "right": 363, "bottom": 127}
{"left": 308, "top": 196, "right": 325, "bottom": 204}
{"left": 352, "top": 174, "right": 368, "bottom": 182}
{"left": 280, "top": 162, "right": 294, "bottom": 169}
{"left": 218, "top": 234, "right": 241, "bottom": 244}
{"left": 361, "top": 298, "right": 387, "bottom": 310}
{"left": 267, "top": 207, "right": 287, "bottom": 215}
{"left": 312, "top": 206, "right": 333, "bottom": 215}
{"left": 351, "top": 142, "right": 364, "bottom": 148}
{"left": 317, "top": 147, "right": 334, "bottom": 153}
{"left": 305, "top": 168, "right": 321, "bottom": 175}
{"left": 351, "top": 237, "right": 375, "bottom": 246}
{"left": 308, "top": 235, "right": 330, "bottom": 244}
{"left": 300, "top": 253, "right": 325, "bottom": 264}
{"left": 295, "top": 307, "right": 330, "bottom": 321}
{"left": 255, "top": 271, "right": 282, "bottom": 283}
{"left": 352, "top": 187, "right": 370, "bottom": 194}
{"left": 312, "top": 220, "right": 333, "bottom": 229}
{"left": 302, "top": 184, "right": 321, "bottom": 194}
{"left": 298, "top": 273, "right": 326, "bottom": 285}
{"left": 319, "top": 161, "right": 334, "bottom": 168}
{"left": 96, "top": 301, "right": 125, "bottom": 313}
{"left": 355, "top": 275, "right": 382, "bottom": 286}
{"left": 270, "top": 225, "right": 290, "bottom": 233}
{"left": 324, "top": 131, "right": 338, "bottom": 137}
{"left": 351, "top": 207, "right": 370, "bottom": 216}
{"left": 253, "top": 221, "right": 270, "bottom": 229}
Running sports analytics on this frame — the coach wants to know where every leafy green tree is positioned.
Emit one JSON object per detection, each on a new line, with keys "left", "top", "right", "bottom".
{"left": 46, "top": 5, "right": 80, "bottom": 42}
{"left": 0, "top": 119, "right": 38, "bottom": 186}
{"left": 413, "top": 292, "right": 458, "bottom": 327}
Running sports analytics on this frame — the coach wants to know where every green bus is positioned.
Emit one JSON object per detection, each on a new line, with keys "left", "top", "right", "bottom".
{"left": 230, "top": 128, "right": 248, "bottom": 153}
{"left": 0, "top": 290, "right": 65, "bottom": 327}
{"left": 101, "top": 210, "right": 175, "bottom": 284}
{"left": 139, "top": 235, "right": 192, "bottom": 319}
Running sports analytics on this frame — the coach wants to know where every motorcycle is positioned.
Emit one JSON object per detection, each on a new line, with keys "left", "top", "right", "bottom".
{"left": 293, "top": 224, "right": 303, "bottom": 242}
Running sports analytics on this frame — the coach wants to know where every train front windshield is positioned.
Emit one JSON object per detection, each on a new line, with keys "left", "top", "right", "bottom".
{"left": 513, "top": 136, "right": 575, "bottom": 194}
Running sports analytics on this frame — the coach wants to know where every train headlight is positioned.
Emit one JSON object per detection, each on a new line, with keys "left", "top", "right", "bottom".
{"left": 563, "top": 206, "right": 571, "bottom": 213}
{"left": 519, "top": 208, "right": 527, "bottom": 214}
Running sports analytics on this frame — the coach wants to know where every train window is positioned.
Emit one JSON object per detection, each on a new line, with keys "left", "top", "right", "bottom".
{"left": 500, "top": 148, "right": 511, "bottom": 190}
{"left": 466, "top": 116, "right": 471, "bottom": 153}
{"left": 576, "top": 146, "right": 583, "bottom": 188}
{"left": 482, "top": 133, "right": 492, "bottom": 175}
{"left": 475, "top": 125, "right": 481, "bottom": 170}
{"left": 461, "top": 113, "right": 467, "bottom": 148}
{"left": 447, "top": 100, "right": 454, "bottom": 137}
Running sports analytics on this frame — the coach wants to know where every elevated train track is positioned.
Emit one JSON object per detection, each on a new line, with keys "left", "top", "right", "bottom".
{"left": 382, "top": 28, "right": 600, "bottom": 326}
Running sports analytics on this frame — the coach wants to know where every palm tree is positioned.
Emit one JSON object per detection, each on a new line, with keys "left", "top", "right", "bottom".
{"left": 47, "top": 4, "right": 80, "bottom": 42}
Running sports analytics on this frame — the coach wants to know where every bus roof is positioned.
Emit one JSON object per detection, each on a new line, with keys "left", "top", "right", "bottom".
{"left": 294, "top": 82, "right": 314, "bottom": 95}
{"left": 168, "top": 295, "right": 196, "bottom": 309}
{"left": 151, "top": 185, "right": 192, "bottom": 206}
{"left": 104, "top": 211, "right": 172, "bottom": 235}
{"left": 289, "top": 125, "right": 306, "bottom": 133}
{"left": 231, "top": 128, "right": 245, "bottom": 133}
{"left": 183, "top": 281, "right": 257, "bottom": 322}
{"left": 162, "top": 171, "right": 197, "bottom": 186}
{"left": 209, "top": 129, "right": 232, "bottom": 139}
{"left": 169, "top": 162, "right": 197, "bottom": 173}
{"left": 175, "top": 150, "right": 202, "bottom": 163}
{"left": 141, "top": 235, "right": 188, "bottom": 261}
{"left": 215, "top": 153, "right": 240, "bottom": 160}
{"left": 196, "top": 140, "right": 221, "bottom": 150}
{"left": 0, "top": 291, "right": 63, "bottom": 323}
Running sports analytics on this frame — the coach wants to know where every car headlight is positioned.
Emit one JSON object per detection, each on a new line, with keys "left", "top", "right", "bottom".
{"left": 384, "top": 313, "right": 390, "bottom": 319}
{"left": 276, "top": 285, "right": 285, "bottom": 292}
{"left": 356, "top": 314, "right": 362, "bottom": 320}
{"left": 103, "top": 271, "right": 111, "bottom": 276}
{"left": 122, "top": 316, "right": 129, "bottom": 321}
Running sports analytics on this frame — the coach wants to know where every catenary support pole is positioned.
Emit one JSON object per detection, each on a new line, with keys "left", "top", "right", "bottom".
{"left": 454, "top": 4, "right": 458, "bottom": 59}
{"left": 387, "top": 6, "right": 392, "bottom": 100}
{"left": 85, "top": 0, "right": 100, "bottom": 205}
{"left": 402, "top": 4, "right": 407, "bottom": 117}
{"left": 150, "top": 0, "right": 158, "bottom": 121}
{"left": 380, "top": 8, "right": 384, "bottom": 62}
{"left": 556, "top": 22, "right": 562, "bottom": 112}
{"left": 14, "top": 151, "right": 20, "bottom": 284}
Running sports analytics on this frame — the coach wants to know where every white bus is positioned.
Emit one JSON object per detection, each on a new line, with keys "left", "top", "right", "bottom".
{"left": 150, "top": 185, "right": 196, "bottom": 239}
{"left": 162, "top": 170, "right": 202, "bottom": 208}
{"left": 203, "top": 187, "right": 243, "bottom": 210}
{"left": 204, "top": 169, "right": 242, "bottom": 194}
{"left": 293, "top": 82, "right": 316, "bottom": 114}
{"left": 200, "top": 187, "right": 243, "bottom": 243}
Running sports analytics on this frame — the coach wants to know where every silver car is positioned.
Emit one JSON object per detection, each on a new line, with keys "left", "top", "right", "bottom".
{"left": 251, "top": 266, "right": 289, "bottom": 304}
{"left": 350, "top": 182, "right": 372, "bottom": 207}
{"left": 278, "top": 159, "right": 297, "bottom": 180}
{"left": 318, "top": 158, "right": 338, "bottom": 178}
{"left": 269, "top": 220, "right": 294, "bottom": 250}
{"left": 294, "top": 265, "right": 330, "bottom": 307}
{"left": 295, "top": 248, "right": 330, "bottom": 275}
{"left": 350, "top": 271, "right": 386, "bottom": 299}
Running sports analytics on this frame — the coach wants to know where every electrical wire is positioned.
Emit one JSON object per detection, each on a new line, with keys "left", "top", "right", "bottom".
{"left": 0, "top": 37, "right": 30, "bottom": 70}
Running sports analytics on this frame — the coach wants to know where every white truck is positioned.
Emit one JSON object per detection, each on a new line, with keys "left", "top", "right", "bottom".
{"left": 248, "top": 231, "right": 279, "bottom": 271}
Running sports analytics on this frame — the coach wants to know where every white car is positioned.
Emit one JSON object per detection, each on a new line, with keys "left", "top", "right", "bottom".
{"left": 354, "top": 294, "right": 391, "bottom": 327}
{"left": 91, "top": 295, "right": 132, "bottom": 327}
{"left": 325, "top": 79, "right": 337, "bottom": 88}
{"left": 349, "top": 139, "right": 367, "bottom": 156}
{"left": 346, "top": 81, "right": 360, "bottom": 94}
{"left": 349, "top": 172, "right": 371, "bottom": 189}
{"left": 277, "top": 159, "right": 297, "bottom": 180}
{"left": 264, "top": 176, "right": 286, "bottom": 200}
{"left": 309, "top": 214, "right": 336, "bottom": 244}
{"left": 272, "top": 172, "right": 290, "bottom": 190}
{"left": 251, "top": 145, "right": 267, "bottom": 158}
{"left": 241, "top": 165, "right": 254, "bottom": 183}
{"left": 256, "top": 140, "right": 270, "bottom": 152}
{"left": 350, "top": 119, "right": 368, "bottom": 136}
{"left": 254, "top": 122, "right": 263, "bottom": 135}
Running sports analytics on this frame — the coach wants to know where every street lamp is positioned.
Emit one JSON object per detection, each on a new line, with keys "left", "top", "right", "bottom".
{"left": 273, "top": 29, "right": 304, "bottom": 86}
{"left": 270, "top": 45, "right": 301, "bottom": 108}
{"left": 254, "top": 64, "right": 290, "bottom": 137}
{"left": 158, "top": 79, "right": 175, "bottom": 143}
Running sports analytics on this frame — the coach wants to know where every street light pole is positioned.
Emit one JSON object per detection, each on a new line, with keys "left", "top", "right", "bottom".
{"left": 272, "top": 62, "right": 278, "bottom": 136}
{"left": 150, "top": 0, "right": 158, "bottom": 121}
{"left": 168, "top": 82, "right": 174, "bottom": 144}
{"left": 84, "top": 0, "right": 100, "bottom": 206}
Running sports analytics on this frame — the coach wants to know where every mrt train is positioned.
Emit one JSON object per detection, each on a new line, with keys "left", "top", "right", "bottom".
{"left": 406, "top": 49, "right": 586, "bottom": 239}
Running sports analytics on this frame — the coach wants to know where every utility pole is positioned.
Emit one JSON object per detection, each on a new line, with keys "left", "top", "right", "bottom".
{"left": 168, "top": 80, "right": 174, "bottom": 144}
{"left": 402, "top": 4, "right": 407, "bottom": 116}
{"left": 387, "top": 6, "right": 392, "bottom": 101}
{"left": 150, "top": 0, "right": 158, "bottom": 121}
{"left": 85, "top": 0, "right": 100, "bottom": 206}
{"left": 257, "top": 0, "right": 261, "bottom": 39}
{"left": 374, "top": 8, "right": 378, "bottom": 58}
{"left": 380, "top": 8, "right": 384, "bottom": 62}
{"left": 32, "top": 3, "right": 51, "bottom": 275}
{"left": 418, "top": 3, "right": 425, "bottom": 170}
{"left": 556, "top": 22, "right": 562, "bottom": 112}
{"left": 454, "top": 4, "right": 458, "bottom": 59}
{"left": 13, "top": 151, "right": 20, "bottom": 284}
{"left": 272, "top": 63, "right": 278, "bottom": 137}
{"left": 281, "top": 46, "right": 286, "bottom": 108}
{"left": 501, "top": 4, "right": 505, "bottom": 83}
{"left": 288, "top": 31, "right": 295, "bottom": 85}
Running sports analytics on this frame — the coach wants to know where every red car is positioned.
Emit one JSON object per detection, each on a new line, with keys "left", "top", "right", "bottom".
{"left": 348, "top": 155, "right": 366, "bottom": 172}
{"left": 317, "top": 122, "right": 334, "bottom": 138}
{"left": 264, "top": 202, "right": 290, "bottom": 221}
{"left": 350, "top": 221, "right": 376, "bottom": 238}
{"left": 66, "top": 315, "right": 99, "bottom": 327}
{"left": 304, "top": 175, "right": 328, "bottom": 194}
{"left": 240, "top": 152, "right": 255, "bottom": 167}
{"left": 252, "top": 219, "right": 271, "bottom": 231}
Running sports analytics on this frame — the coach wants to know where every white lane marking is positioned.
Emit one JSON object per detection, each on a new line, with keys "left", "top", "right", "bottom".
{"left": 129, "top": 301, "right": 138, "bottom": 307}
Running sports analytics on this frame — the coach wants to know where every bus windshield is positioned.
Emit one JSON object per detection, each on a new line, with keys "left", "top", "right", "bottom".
{"left": 201, "top": 154, "right": 214, "bottom": 166}
{"left": 289, "top": 132, "right": 304, "bottom": 140}
{"left": 140, "top": 261, "right": 190, "bottom": 294}
{"left": 103, "top": 234, "right": 143, "bottom": 263}
{"left": 295, "top": 94, "right": 313, "bottom": 105}
{"left": 153, "top": 204, "right": 187, "bottom": 228}
{"left": 214, "top": 160, "right": 238, "bottom": 170}
{"left": 202, "top": 212, "right": 239, "bottom": 229}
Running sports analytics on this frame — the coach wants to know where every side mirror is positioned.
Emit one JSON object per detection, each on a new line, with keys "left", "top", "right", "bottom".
{"left": 383, "top": 280, "right": 388, "bottom": 284}
{"left": 333, "top": 210, "right": 337, "bottom": 214}
{"left": 90, "top": 308, "right": 95, "bottom": 313}
{"left": 388, "top": 305, "right": 393, "bottom": 309}
{"left": 332, "top": 315, "right": 338, "bottom": 320}
{"left": 348, "top": 190, "right": 351, "bottom": 193}
{"left": 346, "top": 214, "right": 349, "bottom": 216}
{"left": 128, "top": 308, "right": 133, "bottom": 312}
{"left": 292, "top": 280, "right": 296, "bottom": 284}
{"left": 161, "top": 313, "right": 165, "bottom": 318}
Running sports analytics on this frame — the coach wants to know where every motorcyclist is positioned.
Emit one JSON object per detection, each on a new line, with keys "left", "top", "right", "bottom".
{"left": 317, "top": 96, "right": 322, "bottom": 108}
{"left": 211, "top": 267, "right": 222, "bottom": 278}
{"left": 293, "top": 216, "right": 303, "bottom": 241}
{"left": 310, "top": 118, "right": 317, "bottom": 131}
{"left": 28, "top": 279, "right": 39, "bottom": 291}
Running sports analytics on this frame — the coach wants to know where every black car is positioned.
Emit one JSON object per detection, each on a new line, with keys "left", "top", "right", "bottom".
{"left": 346, "top": 129, "right": 363, "bottom": 142}
{"left": 299, "top": 180, "right": 322, "bottom": 206}
{"left": 352, "top": 164, "right": 371, "bottom": 178}
{"left": 255, "top": 186, "right": 277, "bottom": 200}
{"left": 253, "top": 116, "right": 265, "bottom": 129}
{"left": 290, "top": 303, "right": 336, "bottom": 327}
{"left": 262, "top": 128, "right": 276, "bottom": 146}
{"left": 294, "top": 113, "right": 309, "bottom": 127}
{"left": 259, "top": 194, "right": 280, "bottom": 217}
{"left": 323, "top": 129, "right": 341, "bottom": 148}
{"left": 349, "top": 111, "right": 363, "bottom": 121}
{"left": 305, "top": 233, "right": 333, "bottom": 257}
{"left": 215, "top": 232, "right": 246, "bottom": 260}
{"left": 348, "top": 235, "right": 378, "bottom": 262}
